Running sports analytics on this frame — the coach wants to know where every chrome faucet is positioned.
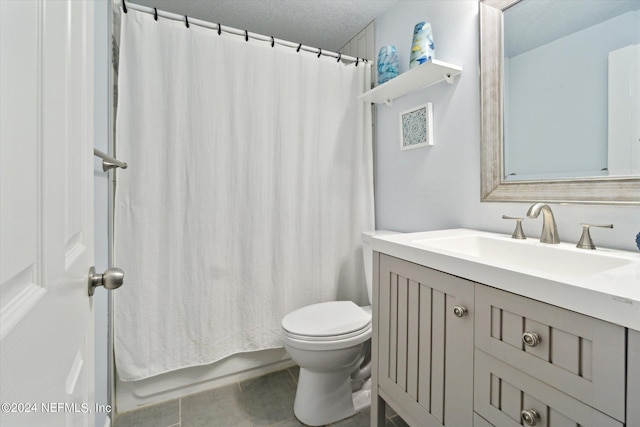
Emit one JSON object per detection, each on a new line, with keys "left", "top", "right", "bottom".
{"left": 526, "top": 203, "right": 560, "bottom": 244}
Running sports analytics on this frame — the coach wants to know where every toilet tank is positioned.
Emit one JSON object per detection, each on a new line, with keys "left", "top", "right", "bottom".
{"left": 361, "top": 231, "right": 397, "bottom": 305}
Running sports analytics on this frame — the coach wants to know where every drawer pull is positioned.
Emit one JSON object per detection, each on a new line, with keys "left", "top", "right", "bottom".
{"left": 522, "top": 332, "right": 541, "bottom": 347}
{"left": 453, "top": 306, "right": 468, "bottom": 317}
{"left": 521, "top": 409, "right": 540, "bottom": 425}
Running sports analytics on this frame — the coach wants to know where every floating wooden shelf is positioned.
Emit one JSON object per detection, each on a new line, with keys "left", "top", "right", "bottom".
{"left": 358, "top": 59, "right": 462, "bottom": 106}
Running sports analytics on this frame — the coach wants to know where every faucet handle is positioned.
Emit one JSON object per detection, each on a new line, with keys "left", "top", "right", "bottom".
{"left": 576, "top": 223, "right": 613, "bottom": 250}
{"left": 502, "top": 215, "right": 526, "bottom": 240}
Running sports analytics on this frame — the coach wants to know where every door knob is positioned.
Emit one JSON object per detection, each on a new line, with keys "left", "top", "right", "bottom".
{"left": 88, "top": 266, "right": 124, "bottom": 296}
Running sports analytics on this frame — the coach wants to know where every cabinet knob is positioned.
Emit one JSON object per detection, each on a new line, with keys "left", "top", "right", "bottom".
{"left": 453, "top": 306, "right": 468, "bottom": 317}
{"left": 521, "top": 409, "right": 540, "bottom": 426}
{"left": 522, "top": 332, "right": 541, "bottom": 347}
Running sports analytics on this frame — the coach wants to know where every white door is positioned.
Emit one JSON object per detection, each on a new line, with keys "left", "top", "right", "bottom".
{"left": 1, "top": 1, "right": 96, "bottom": 426}
{"left": 608, "top": 44, "right": 640, "bottom": 176}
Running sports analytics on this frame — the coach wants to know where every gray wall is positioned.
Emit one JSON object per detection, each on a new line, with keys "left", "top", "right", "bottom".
{"left": 374, "top": 0, "right": 640, "bottom": 252}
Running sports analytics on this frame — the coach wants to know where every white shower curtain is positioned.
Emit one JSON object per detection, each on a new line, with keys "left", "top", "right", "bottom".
{"left": 114, "top": 9, "right": 374, "bottom": 381}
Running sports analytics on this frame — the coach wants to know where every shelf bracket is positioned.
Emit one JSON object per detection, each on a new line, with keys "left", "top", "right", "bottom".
{"left": 443, "top": 73, "right": 454, "bottom": 84}
{"left": 384, "top": 99, "right": 393, "bottom": 107}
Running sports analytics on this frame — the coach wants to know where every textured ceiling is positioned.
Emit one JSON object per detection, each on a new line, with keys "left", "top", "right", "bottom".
{"left": 128, "top": 0, "right": 398, "bottom": 52}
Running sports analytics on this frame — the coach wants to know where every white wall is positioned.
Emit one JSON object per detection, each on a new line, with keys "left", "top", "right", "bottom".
{"left": 374, "top": 1, "right": 640, "bottom": 252}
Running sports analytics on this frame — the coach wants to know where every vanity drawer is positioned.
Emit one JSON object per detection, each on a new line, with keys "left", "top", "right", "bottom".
{"left": 474, "top": 350, "right": 623, "bottom": 427}
{"left": 474, "top": 284, "right": 625, "bottom": 421}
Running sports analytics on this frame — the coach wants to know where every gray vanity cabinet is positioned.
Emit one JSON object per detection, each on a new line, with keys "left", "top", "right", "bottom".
{"left": 474, "top": 285, "right": 626, "bottom": 422}
{"left": 371, "top": 253, "right": 474, "bottom": 427}
{"left": 371, "top": 251, "right": 634, "bottom": 427}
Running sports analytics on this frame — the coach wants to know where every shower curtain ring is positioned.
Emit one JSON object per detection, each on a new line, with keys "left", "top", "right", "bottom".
{"left": 355, "top": 57, "right": 359, "bottom": 66}
{"left": 296, "top": 43, "right": 301, "bottom": 52}
{"left": 317, "top": 48, "right": 322, "bottom": 58}
{"left": 245, "top": 30, "right": 248, "bottom": 42}
{"left": 337, "top": 53, "right": 341, "bottom": 63}
{"left": 271, "top": 36, "right": 274, "bottom": 47}
{"left": 218, "top": 24, "right": 221, "bottom": 35}
{"left": 122, "top": 0, "right": 127, "bottom": 13}
{"left": 184, "top": 15, "right": 189, "bottom": 28}
{"left": 153, "top": 8, "right": 158, "bottom": 21}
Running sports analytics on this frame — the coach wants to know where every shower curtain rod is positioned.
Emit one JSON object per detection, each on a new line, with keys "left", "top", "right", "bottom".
{"left": 122, "top": 0, "right": 369, "bottom": 65}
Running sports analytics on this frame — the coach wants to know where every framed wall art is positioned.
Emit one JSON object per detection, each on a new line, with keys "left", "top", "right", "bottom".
{"left": 399, "top": 102, "right": 433, "bottom": 150}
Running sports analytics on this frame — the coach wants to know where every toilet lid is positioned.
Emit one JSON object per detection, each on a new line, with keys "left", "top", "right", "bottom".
{"left": 281, "top": 301, "right": 371, "bottom": 337}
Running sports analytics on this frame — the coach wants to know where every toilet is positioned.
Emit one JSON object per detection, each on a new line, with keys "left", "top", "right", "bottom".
{"left": 281, "top": 230, "right": 395, "bottom": 426}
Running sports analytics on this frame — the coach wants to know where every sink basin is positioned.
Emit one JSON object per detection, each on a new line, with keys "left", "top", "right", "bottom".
{"left": 412, "top": 234, "right": 633, "bottom": 278}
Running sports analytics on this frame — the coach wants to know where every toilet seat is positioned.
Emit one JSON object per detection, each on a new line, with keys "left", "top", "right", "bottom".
{"left": 282, "top": 323, "right": 370, "bottom": 342}
{"left": 282, "top": 325, "right": 371, "bottom": 351}
{"left": 281, "top": 301, "right": 372, "bottom": 351}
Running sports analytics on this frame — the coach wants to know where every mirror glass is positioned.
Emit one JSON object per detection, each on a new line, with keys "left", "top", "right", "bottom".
{"left": 502, "top": 0, "right": 640, "bottom": 181}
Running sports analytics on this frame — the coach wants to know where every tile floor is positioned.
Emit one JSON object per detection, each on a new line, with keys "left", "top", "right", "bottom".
{"left": 114, "top": 366, "right": 408, "bottom": 427}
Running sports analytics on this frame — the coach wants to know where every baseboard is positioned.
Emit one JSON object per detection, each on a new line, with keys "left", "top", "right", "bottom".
{"left": 115, "top": 347, "right": 294, "bottom": 413}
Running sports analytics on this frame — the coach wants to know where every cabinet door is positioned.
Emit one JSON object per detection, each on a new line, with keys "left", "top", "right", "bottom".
{"left": 629, "top": 329, "right": 640, "bottom": 426}
{"left": 377, "top": 254, "right": 474, "bottom": 426}
{"left": 475, "top": 284, "right": 625, "bottom": 421}
{"left": 474, "top": 412, "right": 494, "bottom": 427}
{"left": 474, "top": 350, "right": 623, "bottom": 427}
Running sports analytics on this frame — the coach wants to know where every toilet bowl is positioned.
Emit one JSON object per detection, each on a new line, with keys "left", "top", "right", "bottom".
{"left": 281, "top": 231, "right": 395, "bottom": 426}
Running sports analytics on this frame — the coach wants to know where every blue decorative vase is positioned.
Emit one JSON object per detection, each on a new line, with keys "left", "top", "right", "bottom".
{"left": 410, "top": 22, "right": 435, "bottom": 69}
{"left": 377, "top": 45, "right": 399, "bottom": 84}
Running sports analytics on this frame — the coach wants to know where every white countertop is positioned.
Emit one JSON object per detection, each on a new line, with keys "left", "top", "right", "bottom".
{"left": 371, "top": 229, "right": 640, "bottom": 330}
